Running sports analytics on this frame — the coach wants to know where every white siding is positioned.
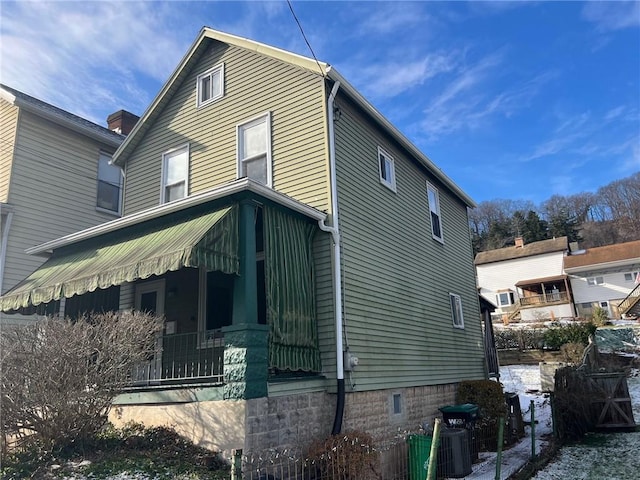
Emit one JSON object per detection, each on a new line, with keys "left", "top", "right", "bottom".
{"left": 477, "top": 251, "right": 565, "bottom": 314}
{"left": 569, "top": 269, "right": 640, "bottom": 306}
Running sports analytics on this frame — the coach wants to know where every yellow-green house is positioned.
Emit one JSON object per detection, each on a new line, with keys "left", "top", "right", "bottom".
{"left": 0, "top": 28, "right": 486, "bottom": 458}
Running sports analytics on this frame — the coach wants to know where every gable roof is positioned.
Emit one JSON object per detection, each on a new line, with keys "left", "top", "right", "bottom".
{"left": 0, "top": 84, "right": 123, "bottom": 148}
{"left": 564, "top": 240, "right": 640, "bottom": 271}
{"left": 111, "top": 27, "right": 475, "bottom": 208}
{"left": 474, "top": 236, "right": 569, "bottom": 265}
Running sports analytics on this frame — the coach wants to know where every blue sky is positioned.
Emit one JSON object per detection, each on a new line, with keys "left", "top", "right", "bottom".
{"left": 1, "top": 1, "right": 638, "bottom": 206}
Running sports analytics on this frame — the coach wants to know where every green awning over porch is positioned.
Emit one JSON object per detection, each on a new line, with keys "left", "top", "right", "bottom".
{"left": 1, "top": 206, "right": 238, "bottom": 311}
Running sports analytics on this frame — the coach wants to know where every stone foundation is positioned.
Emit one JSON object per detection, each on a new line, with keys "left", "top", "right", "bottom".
{"left": 244, "top": 391, "right": 335, "bottom": 453}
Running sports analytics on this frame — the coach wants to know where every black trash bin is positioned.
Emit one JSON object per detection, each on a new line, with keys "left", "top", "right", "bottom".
{"left": 439, "top": 403, "right": 479, "bottom": 462}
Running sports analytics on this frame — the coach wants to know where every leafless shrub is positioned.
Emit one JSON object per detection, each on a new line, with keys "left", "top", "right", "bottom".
{"left": 1, "top": 311, "right": 162, "bottom": 457}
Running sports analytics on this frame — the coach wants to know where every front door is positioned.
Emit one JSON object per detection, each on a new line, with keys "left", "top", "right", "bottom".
{"left": 135, "top": 279, "right": 165, "bottom": 380}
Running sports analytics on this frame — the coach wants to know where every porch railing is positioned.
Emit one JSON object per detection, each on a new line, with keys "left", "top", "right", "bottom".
{"left": 519, "top": 291, "right": 569, "bottom": 307}
{"left": 130, "top": 331, "right": 224, "bottom": 386}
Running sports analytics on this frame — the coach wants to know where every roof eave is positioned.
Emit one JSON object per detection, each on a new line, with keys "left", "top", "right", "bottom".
{"left": 1, "top": 88, "right": 122, "bottom": 148}
{"left": 326, "top": 67, "right": 476, "bottom": 208}
{"left": 26, "top": 178, "right": 327, "bottom": 255}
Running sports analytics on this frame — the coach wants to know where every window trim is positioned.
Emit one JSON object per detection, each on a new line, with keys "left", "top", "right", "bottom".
{"left": 160, "top": 144, "right": 190, "bottom": 204}
{"left": 236, "top": 111, "right": 273, "bottom": 187}
{"left": 624, "top": 272, "right": 639, "bottom": 282}
{"left": 196, "top": 63, "right": 225, "bottom": 108}
{"left": 427, "top": 182, "right": 444, "bottom": 243}
{"left": 450, "top": 293, "right": 465, "bottom": 329}
{"left": 497, "top": 291, "right": 515, "bottom": 307}
{"left": 587, "top": 276, "right": 604, "bottom": 286}
{"left": 96, "top": 151, "right": 123, "bottom": 216}
{"left": 377, "top": 146, "right": 396, "bottom": 192}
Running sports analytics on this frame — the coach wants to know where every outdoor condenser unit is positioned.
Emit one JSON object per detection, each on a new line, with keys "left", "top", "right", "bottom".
{"left": 437, "top": 428, "right": 472, "bottom": 478}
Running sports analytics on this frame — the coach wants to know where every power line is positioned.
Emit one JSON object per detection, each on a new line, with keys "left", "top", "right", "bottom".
{"left": 286, "top": 0, "right": 326, "bottom": 77}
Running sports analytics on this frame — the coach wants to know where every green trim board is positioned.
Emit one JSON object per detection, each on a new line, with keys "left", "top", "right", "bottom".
{"left": 1, "top": 206, "right": 238, "bottom": 311}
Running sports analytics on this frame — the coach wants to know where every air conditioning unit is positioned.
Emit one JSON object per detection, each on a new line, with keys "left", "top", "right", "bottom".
{"left": 437, "top": 428, "right": 472, "bottom": 478}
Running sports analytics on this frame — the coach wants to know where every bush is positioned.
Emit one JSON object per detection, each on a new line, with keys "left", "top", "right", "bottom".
{"left": 1, "top": 422, "right": 229, "bottom": 479}
{"left": 560, "top": 342, "right": 585, "bottom": 363}
{"left": 543, "top": 322, "right": 597, "bottom": 350}
{"left": 306, "top": 430, "right": 379, "bottom": 479}
{"left": 1, "top": 312, "right": 162, "bottom": 459}
{"left": 456, "top": 380, "right": 506, "bottom": 423}
{"left": 591, "top": 306, "right": 609, "bottom": 327}
{"left": 495, "top": 328, "right": 545, "bottom": 350}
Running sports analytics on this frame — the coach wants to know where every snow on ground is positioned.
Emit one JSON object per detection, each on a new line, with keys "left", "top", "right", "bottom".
{"left": 461, "top": 364, "right": 553, "bottom": 480}
{"left": 531, "top": 370, "right": 640, "bottom": 480}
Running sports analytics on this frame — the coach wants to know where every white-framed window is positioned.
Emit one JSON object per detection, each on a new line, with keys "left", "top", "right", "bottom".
{"left": 196, "top": 63, "right": 224, "bottom": 108}
{"left": 496, "top": 291, "right": 515, "bottom": 307}
{"left": 427, "top": 182, "right": 443, "bottom": 243}
{"left": 237, "top": 112, "right": 272, "bottom": 187}
{"left": 96, "top": 152, "right": 122, "bottom": 215}
{"left": 624, "top": 272, "right": 639, "bottom": 282}
{"left": 450, "top": 293, "right": 464, "bottom": 329}
{"left": 377, "top": 146, "right": 396, "bottom": 192}
{"left": 161, "top": 145, "right": 189, "bottom": 203}
{"left": 587, "top": 276, "right": 604, "bottom": 286}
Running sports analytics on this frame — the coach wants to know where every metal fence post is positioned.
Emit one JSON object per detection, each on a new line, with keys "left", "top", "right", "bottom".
{"left": 231, "top": 448, "right": 243, "bottom": 480}
{"left": 530, "top": 400, "right": 536, "bottom": 459}
{"left": 494, "top": 416, "right": 505, "bottom": 480}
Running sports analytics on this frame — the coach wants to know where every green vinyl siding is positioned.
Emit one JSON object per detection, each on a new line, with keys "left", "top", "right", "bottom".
{"left": 123, "top": 41, "right": 329, "bottom": 215}
{"left": 333, "top": 95, "right": 484, "bottom": 391}
{"left": 0, "top": 100, "right": 18, "bottom": 202}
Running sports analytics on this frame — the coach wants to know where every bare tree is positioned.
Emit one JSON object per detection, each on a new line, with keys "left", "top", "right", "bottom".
{"left": 1, "top": 311, "right": 162, "bottom": 455}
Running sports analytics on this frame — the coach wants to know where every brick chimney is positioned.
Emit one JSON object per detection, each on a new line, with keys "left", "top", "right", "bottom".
{"left": 515, "top": 236, "right": 524, "bottom": 248}
{"left": 107, "top": 110, "right": 139, "bottom": 135}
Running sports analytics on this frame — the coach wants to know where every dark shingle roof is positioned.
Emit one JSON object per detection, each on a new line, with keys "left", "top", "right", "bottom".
{"left": 564, "top": 240, "right": 640, "bottom": 270}
{"left": 0, "top": 84, "right": 123, "bottom": 146}
{"left": 474, "top": 236, "right": 569, "bottom": 265}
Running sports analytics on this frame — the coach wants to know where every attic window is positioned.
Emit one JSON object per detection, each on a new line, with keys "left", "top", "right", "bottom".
{"left": 378, "top": 147, "right": 396, "bottom": 192}
{"left": 197, "top": 64, "right": 224, "bottom": 107}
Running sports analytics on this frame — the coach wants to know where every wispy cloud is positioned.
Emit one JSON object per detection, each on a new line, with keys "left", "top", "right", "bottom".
{"left": 418, "top": 50, "right": 554, "bottom": 139}
{"left": 0, "top": 2, "right": 189, "bottom": 122}
{"left": 581, "top": 1, "right": 640, "bottom": 32}
{"left": 356, "top": 53, "right": 458, "bottom": 99}
{"left": 356, "top": 2, "right": 428, "bottom": 35}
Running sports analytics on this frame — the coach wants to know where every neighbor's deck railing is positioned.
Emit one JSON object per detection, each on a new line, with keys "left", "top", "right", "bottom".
{"left": 619, "top": 283, "right": 640, "bottom": 315}
{"left": 130, "top": 331, "right": 224, "bottom": 386}
{"left": 519, "top": 291, "right": 569, "bottom": 307}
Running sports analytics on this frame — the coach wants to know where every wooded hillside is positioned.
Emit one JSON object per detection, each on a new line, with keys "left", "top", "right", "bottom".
{"left": 470, "top": 172, "right": 640, "bottom": 255}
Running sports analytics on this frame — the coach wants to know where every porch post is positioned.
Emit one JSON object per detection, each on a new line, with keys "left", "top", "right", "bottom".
{"left": 223, "top": 199, "right": 268, "bottom": 400}
{"left": 232, "top": 200, "right": 258, "bottom": 325}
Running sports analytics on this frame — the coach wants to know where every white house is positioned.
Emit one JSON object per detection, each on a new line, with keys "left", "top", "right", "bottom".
{"left": 475, "top": 236, "right": 574, "bottom": 322}
{"left": 564, "top": 240, "right": 640, "bottom": 319}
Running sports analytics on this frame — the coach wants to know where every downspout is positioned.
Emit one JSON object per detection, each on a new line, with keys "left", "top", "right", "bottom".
{"left": 0, "top": 209, "right": 14, "bottom": 295}
{"left": 317, "top": 80, "right": 345, "bottom": 435}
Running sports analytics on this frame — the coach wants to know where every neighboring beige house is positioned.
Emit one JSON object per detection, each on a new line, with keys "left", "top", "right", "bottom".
{"left": 0, "top": 29, "right": 485, "bottom": 466}
{"left": 475, "top": 236, "right": 575, "bottom": 322}
{"left": 564, "top": 240, "right": 640, "bottom": 319}
{"left": 0, "top": 84, "right": 137, "bottom": 325}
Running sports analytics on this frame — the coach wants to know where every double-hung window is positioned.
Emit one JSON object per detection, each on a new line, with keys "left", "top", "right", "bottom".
{"left": 624, "top": 272, "right": 639, "bottom": 283}
{"left": 378, "top": 147, "right": 396, "bottom": 191}
{"left": 450, "top": 293, "right": 464, "bottom": 329}
{"left": 96, "top": 152, "right": 122, "bottom": 215}
{"left": 237, "top": 112, "right": 272, "bottom": 187}
{"left": 161, "top": 145, "right": 189, "bottom": 203}
{"left": 427, "top": 182, "right": 443, "bottom": 242}
{"left": 196, "top": 64, "right": 224, "bottom": 107}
